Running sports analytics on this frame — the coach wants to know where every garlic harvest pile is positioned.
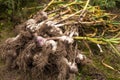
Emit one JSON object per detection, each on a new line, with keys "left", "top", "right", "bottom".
{"left": 0, "top": 11, "right": 89, "bottom": 80}
{"left": 0, "top": 0, "right": 120, "bottom": 79}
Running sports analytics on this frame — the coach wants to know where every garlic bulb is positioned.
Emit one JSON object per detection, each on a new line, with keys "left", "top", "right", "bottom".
{"left": 69, "top": 62, "right": 78, "bottom": 73}
{"left": 45, "top": 40, "right": 57, "bottom": 52}
{"left": 36, "top": 36, "right": 46, "bottom": 46}
{"left": 26, "top": 19, "right": 37, "bottom": 32}
{"left": 36, "top": 36, "right": 57, "bottom": 52}
{"left": 77, "top": 54, "right": 85, "bottom": 60}
{"left": 75, "top": 53, "right": 86, "bottom": 64}
{"left": 63, "top": 58, "right": 78, "bottom": 73}
{"left": 46, "top": 21, "right": 63, "bottom": 35}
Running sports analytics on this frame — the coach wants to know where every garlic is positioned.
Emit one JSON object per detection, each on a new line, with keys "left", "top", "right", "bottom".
{"left": 77, "top": 54, "right": 85, "bottom": 60}
{"left": 46, "top": 21, "right": 63, "bottom": 35}
{"left": 41, "top": 11, "right": 48, "bottom": 18}
{"left": 36, "top": 36, "right": 57, "bottom": 52}
{"left": 58, "top": 36, "right": 74, "bottom": 44}
{"left": 26, "top": 19, "right": 38, "bottom": 32}
{"left": 26, "top": 19, "right": 36, "bottom": 26}
{"left": 75, "top": 53, "right": 86, "bottom": 64}
{"left": 45, "top": 40, "right": 57, "bottom": 52}
{"left": 69, "top": 62, "right": 78, "bottom": 73}
{"left": 36, "top": 36, "right": 46, "bottom": 46}
{"left": 55, "top": 27, "right": 63, "bottom": 35}
{"left": 63, "top": 58, "right": 78, "bottom": 73}
{"left": 63, "top": 58, "right": 71, "bottom": 66}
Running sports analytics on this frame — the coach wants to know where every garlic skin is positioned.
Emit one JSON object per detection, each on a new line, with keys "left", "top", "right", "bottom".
{"left": 41, "top": 11, "right": 48, "bottom": 19}
{"left": 63, "top": 58, "right": 78, "bottom": 73}
{"left": 35, "top": 36, "right": 57, "bottom": 52}
{"left": 77, "top": 54, "right": 85, "bottom": 60}
{"left": 46, "top": 21, "right": 63, "bottom": 35}
{"left": 36, "top": 36, "right": 46, "bottom": 46}
{"left": 55, "top": 27, "right": 63, "bottom": 35}
{"left": 58, "top": 36, "right": 74, "bottom": 44}
{"left": 26, "top": 19, "right": 37, "bottom": 32}
{"left": 69, "top": 62, "right": 78, "bottom": 73}
{"left": 26, "top": 19, "right": 36, "bottom": 26}
{"left": 45, "top": 40, "right": 57, "bottom": 52}
{"left": 75, "top": 53, "right": 86, "bottom": 64}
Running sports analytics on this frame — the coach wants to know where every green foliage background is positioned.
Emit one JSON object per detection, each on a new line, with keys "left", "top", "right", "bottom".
{"left": 91, "top": 0, "right": 120, "bottom": 8}
{"left": 0, "top": 0, "right": 40, "bottom": 30}
{"left": 0, "top": 0, "right": 120, "bottom": 29}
